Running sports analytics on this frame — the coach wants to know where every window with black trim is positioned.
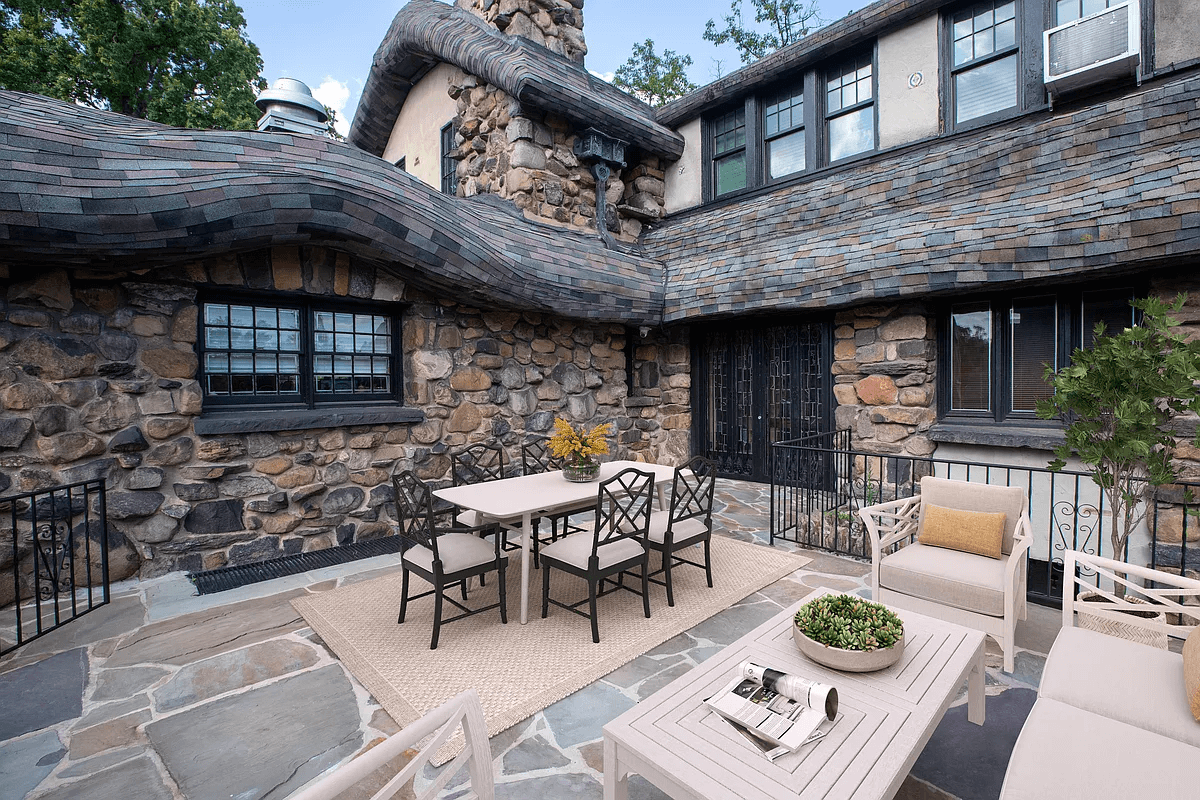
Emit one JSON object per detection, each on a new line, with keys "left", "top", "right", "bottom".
{"left": 199, "top": 296, "right": 402, "bottom": 409}
{"left": 825, "top": 54, "right": 874, "bottom": 163}
{"left": 440, "top": 122, "right": 456, "bottom": 195}
{"left": 712, "top": 106, "right": 748, "bottom": 196}
{"left": 764, "top": 85, "right": 805, "bottom": 180}
{"left": 949, "top": 0, "right": 1020, "bottom": 127}
{"left": 941, "top": 288, "right": 1136, "bottom": 423}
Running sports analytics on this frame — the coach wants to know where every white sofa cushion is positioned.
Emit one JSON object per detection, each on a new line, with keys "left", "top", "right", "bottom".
{"left": 403, "top": 533, "right": 504, "bottom": 574}
{"left": 1039, "top": 626, "right": 1199, "bottom": 748}
{"left": 1000, "top": 698, "right": 1198, "bottom": 800}
{"left": 878, "top": 542, "right": 1008, "bottom": 617}
{"left": 645, "top": 511, "right": 708, "bottom": 545}
{"left": 541, "top": 532, "right": 644, "bottom": 570}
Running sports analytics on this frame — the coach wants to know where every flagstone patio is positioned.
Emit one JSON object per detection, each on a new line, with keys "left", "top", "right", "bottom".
{"left": 0, "top": 480, "right": 1060, "bottom": 800}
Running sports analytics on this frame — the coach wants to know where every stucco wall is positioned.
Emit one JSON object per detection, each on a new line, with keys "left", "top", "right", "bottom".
{"left": 1154, "top": 0, "right": 1200, "bottom": 70}
{"left": 877, "top": 15, "right": 940, "bottom": 150}
{"left": 382, "top": 63, "right": 461, "bottom": 189}
{"left": 664, "top": 118, "right": 703, "bottom": 214}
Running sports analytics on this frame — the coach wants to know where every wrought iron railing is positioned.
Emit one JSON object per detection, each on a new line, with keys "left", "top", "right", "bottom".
{"left": 2, "top": 480, "right": 110, "bottom": 655}
{"left": 770, "top": 430, "right": 1197, "bottom": 607}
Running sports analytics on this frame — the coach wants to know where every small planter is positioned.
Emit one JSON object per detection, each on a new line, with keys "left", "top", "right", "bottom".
{"left": 792, "top": 626, "right": 906, "bottom": 672}
{"left": 1076, "top": 590, "right": 1168, "bottom": 650}
{"left": 562, "top": 459, "right": 601, "bottom": 482}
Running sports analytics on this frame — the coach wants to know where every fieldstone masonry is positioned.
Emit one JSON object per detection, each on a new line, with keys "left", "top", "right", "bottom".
{"left": 0, "top": 245, "right": 689, "bottom": 584}
{"left": 456, "top": 0, "right": 588, "bottom": 63}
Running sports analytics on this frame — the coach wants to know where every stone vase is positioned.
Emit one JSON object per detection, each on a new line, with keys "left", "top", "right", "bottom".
{"left": 792, "top": 626, "right": 905, "bottom": 673}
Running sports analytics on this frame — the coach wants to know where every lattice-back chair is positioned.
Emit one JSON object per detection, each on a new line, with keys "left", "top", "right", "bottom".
{"left": 289, "top": 688, "right": 495, "bottom": 800}
{"left": 540, "top": 468, "right": 656, "bottom": 643}
{"left": 644, "top": 456, "right": 718, "bottom": 607}
{"left": 393, "top": 471, "right": 507, "bottom": 650}
{"left": 520, "top": 437, "right": 581, "bottom": 548}
{"left": 452, "top": 442, "right": 506, "bottom": 487}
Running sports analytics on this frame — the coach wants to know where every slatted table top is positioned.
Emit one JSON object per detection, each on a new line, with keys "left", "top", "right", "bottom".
{"left": 603, "top": 591, "right": 986, "bottom": 800}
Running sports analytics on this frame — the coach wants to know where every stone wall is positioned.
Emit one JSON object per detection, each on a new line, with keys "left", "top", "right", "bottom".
{"left": 831, "top": 303, "right": 936, "bottom": 460}
{"left": 456, "top": 0, "right": 587, "bottom": 63}
{"left": 445, "top": 72, "right": 666, "bottom": 241}
{"left": 0, "top": 246, "right": 689, "bottom": 586}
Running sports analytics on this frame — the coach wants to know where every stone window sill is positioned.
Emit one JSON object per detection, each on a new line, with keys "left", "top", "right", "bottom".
{"left": 927, "top": 422, "right": 1065, "bottom": 451}
{"left": 194, "top": 405, "right": 424, "bottom": 436}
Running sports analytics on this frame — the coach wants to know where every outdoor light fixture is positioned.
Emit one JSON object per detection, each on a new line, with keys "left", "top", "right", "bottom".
{"left": 573, "top": 128, "right": 628, "bottom": 247}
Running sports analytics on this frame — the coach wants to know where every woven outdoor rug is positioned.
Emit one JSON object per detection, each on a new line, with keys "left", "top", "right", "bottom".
{"left": 293, "top": 535, "right": 811, "bottom": 763}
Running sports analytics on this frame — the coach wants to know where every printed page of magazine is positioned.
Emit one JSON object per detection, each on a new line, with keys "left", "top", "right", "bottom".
{"left": 704, "top": 661, "right": 839, "bottom": 755}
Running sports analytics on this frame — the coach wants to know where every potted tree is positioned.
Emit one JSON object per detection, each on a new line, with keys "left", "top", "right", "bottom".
{"left": 1037, "top": 294, "right": 1200, "bottom": 644}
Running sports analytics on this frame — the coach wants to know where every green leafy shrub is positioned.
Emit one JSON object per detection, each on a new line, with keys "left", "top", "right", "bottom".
{"left": 794, "top": 594, "right": 904, "bottom": 651}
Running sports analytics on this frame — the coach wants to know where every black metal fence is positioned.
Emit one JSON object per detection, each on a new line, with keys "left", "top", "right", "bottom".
{"left": 2, "top": 480, "right": 110, "bottom": 656}
{"left": 770, "top": 430, "right": 1197, "bottom": 606}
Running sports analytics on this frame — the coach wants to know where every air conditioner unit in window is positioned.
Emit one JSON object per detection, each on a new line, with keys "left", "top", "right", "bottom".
{"left": 1043, "top": 0, "right": 1141, "bottom": 102}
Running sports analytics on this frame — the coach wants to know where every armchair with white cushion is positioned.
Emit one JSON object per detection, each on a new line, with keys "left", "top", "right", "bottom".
{"left": 858, "top": 476, "right": 1032, "bottom": 672}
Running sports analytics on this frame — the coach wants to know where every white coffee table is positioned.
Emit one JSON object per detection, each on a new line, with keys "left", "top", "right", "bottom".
{"left": 603, "top": 592, "right": 986, "bottom": 800}
{"left": 433, "top": 460, "right": 675, "bottom": 624}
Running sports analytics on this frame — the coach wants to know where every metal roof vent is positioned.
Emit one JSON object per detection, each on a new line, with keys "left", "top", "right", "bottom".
{"left": 255, "top": 77, "right": 329, "bottom": 136}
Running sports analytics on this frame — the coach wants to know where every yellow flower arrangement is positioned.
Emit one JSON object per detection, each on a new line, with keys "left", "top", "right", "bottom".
{"left": 548, "top": 419, "right": 612, "bottom": 466}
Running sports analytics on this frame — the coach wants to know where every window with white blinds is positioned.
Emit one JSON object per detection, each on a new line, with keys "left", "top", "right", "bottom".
{"left": 949, "top": 0, "right": 1020, "bottom": 126}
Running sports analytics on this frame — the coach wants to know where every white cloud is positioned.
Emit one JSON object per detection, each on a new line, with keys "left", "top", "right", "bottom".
{"left": 589, "top": 70, "right": 615, "bottom": 83}
{"left": 311, "top": 77, "right": 351, "bottom": 136}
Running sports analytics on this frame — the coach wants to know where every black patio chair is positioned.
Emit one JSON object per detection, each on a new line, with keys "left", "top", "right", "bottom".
{"left": 644, "top": 456, "right": 718, "bottom": 607}
{"left": 539, "top": 467, "right": 656, "bottom": 643}
{"left": 521, "top": 437, "right": 584, "bottom": 545}
{"left": 393, "top": 470, "right": 508, "bottom": 650}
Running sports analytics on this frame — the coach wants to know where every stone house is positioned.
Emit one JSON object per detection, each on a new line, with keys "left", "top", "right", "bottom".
{"left": 1, "top": 0, "right": 1199, "bottom": 589}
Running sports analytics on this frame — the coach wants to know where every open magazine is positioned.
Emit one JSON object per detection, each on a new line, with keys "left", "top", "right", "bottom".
{"left": 705, "top": 662, "right": 838, "bottom": 759}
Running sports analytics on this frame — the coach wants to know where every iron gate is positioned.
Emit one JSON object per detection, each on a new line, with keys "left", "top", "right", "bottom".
{"left": 696, "top": 319, "right": 831, "bottom": 482}
{"left": 2, "top": 480, "right": 110, "bottom": 655}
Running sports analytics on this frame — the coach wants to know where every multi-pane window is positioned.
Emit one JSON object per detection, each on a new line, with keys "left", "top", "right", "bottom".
{"left": 712, "top": 107, "right": 747, "bottom": 196}
{"left": 1055, "top": 0, "right": 1114, "bottom": 24}
{"left": 825, "top": 55, "right": 874, "bottom": 162}
{"left": 201, "top": 299, "right": 399, "bottom": 408}
{"left": 943, "top": 289, "right": 1135, "bottom": 422}
{"left": 440, "top": 123, "right": 456, "bottom": 195}
{"left": 950, "top": 1, "right": 1019, "bottom": 126}
{"left": 764, "top": 86, "right": 805, "bottom": 180}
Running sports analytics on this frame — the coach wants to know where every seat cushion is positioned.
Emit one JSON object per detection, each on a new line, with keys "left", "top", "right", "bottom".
{"left": 402, "top": 533, "right": 504, "bottom": 575}
{"left": 540, "top": 532, "right": 644, "bottom": 570}
{"left": 1000, "top": 698, "right": 1198, "bottom": 800}
{"left": 879, "top": 542, "right": 1008, "bottom": 617}
{"left": 1040, "top": 626, "right": 1199, "bottom": 747}
{"left": 917, "top": 503, "right": 1005, "bottom": 559}
{"left": 918, "top": 476, "right": 1025, "bottom": 555}
{"left": 645, "top": 511, "right": 708, "bottom": 546}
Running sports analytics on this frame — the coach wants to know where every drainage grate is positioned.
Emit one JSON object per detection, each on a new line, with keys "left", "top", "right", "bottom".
{"left": 189, "top": 536, "right": 404, "bottom": 595}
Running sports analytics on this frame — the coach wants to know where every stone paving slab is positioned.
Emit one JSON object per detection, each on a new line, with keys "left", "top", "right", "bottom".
{"left": 0, "top": 648, "right": 87, "bottom": 741}
{"left": 29, "top": 755, "right": 173, "bottom": 800}
{"left": 0, "top": 729, "right": 65, "bottom": 800}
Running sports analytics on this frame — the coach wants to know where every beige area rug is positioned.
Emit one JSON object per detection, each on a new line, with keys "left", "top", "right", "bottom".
{"left": 293, "top": 535, "right": 810, "bottom": 763}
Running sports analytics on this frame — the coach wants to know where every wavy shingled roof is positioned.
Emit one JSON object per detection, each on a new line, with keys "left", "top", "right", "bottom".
{"left": 0, "top": 91, "right": 665, "bottom": 325}
{"left": 349, "top": 0, "right": 683, "bottom": 160}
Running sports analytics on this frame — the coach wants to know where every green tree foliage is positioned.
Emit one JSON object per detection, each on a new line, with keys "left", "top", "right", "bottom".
{"left": 0, "top": 0, "right": 266, "bottom": 130}
{"left": 703, "top": 0, "right": 822, "bottom": 65}
{"left": 323, "top": 105, "right": 345, "bottom": 141}
{"left": 613, "top": 39, "right": 697, "bottom": 108}
{"left": 1037, "top": 294, "right": 1200, "bottom": 578}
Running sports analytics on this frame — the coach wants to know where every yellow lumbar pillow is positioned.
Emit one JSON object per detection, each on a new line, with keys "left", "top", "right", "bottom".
{"left": 918, "top": 503, "right": 1006, "bottom": 559}
{"left": 1185, "top": 626, "right": 1200, "bottom": 722}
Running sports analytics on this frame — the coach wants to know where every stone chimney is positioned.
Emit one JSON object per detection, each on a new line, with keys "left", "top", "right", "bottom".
{"left": 455, "top": 0, "right": 587, "bottom": 63}
{"left": 255, "top": 78, "right": 329, "bottom": 136}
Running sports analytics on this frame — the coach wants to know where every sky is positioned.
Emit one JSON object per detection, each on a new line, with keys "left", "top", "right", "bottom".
{"left": 238, "top": 0, "right": 863, "bottom": 135}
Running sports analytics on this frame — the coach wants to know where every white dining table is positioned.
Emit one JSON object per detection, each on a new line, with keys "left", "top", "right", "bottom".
{"left": 433, "top": 460, "right": 678, "bottom": 624}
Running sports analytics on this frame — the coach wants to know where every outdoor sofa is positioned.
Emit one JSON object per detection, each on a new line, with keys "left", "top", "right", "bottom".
{"left": 999, "top": 550, "right": 1200, "bottom": 799}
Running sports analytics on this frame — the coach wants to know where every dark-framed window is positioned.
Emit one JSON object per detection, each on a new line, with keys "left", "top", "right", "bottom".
{"left": 940, "top": 287, "right": 1137, "bottom": 423}
{"left": 825, "top": 54, "right": 875, "bottom": 163}
{"left": 947, "top": 0, "right": 1021, "bottom": 127}
{"left": 440, "top": 122, "right": 456, "bottom": 195}
{"left": 1054, "top": 0, "right": 1116, "bottom": 24}
{"left": 763, "top": 84, "right": 806, "bottom": 181}
{"left": 712, "top": 106, "right": 748, "bottom": 196}
{"left": 199, "top": 293, "right": 403, "bottom": 409}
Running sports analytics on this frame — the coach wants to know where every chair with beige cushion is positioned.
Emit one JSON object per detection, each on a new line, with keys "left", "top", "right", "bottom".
{"left": 394, "top": 470, "right": 508, "bottom": 650}
{"left": 858, "top": 476, "right": 1032, "bottom": 672}
{"left": 644, "top": 455, "right": 717, "bottom": 607}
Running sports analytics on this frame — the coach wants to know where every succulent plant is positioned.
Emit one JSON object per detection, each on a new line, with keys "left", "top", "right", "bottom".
{"left": 794, "top": 593, "right": 904, "bottom": 652}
